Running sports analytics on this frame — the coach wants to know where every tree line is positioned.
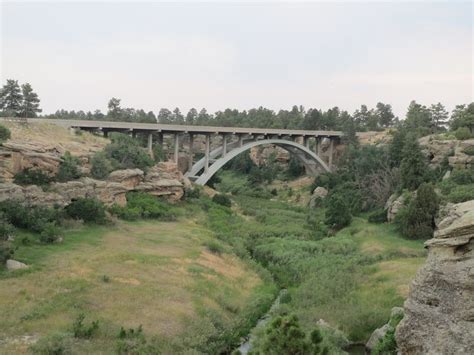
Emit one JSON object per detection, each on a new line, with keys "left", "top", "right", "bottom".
{"left": 1, "top": 79, "right": 473, "bottom": 135}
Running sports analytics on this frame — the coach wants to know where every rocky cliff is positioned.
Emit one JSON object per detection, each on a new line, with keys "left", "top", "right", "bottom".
{"left": 0, "top": 162, "right": 187, "bottom": 207}
{"left": 419, "top": 136, "right": 474, "bottom": 170}
{"left": 396, "top": 200, "right": 474, "bottom": 354}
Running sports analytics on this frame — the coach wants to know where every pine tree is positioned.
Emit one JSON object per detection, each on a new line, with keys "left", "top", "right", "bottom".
{"left": 429, "top": 103, "right": 448, "bottom": 132}
{"left": 400, "top": 133, "right": 428, "bottom": 190}
{"left": 0, "top": 79, "right": 22, "bottom": 116}
{"left": 325, "top": 192, "right": 352, "bottom": 229}
{"left": 19, "top": 83, "right": 42, "bottom": 117}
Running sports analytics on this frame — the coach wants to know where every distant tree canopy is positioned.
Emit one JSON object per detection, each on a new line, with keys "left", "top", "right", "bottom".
{"left": 1, "top": 79, "right": 471, "bottom": 135}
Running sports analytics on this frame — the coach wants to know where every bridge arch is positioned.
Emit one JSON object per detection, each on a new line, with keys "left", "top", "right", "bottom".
{"left": 192, "top": 139, "right": 330, "bottom": 185}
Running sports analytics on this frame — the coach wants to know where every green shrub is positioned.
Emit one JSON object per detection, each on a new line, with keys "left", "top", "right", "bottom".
{"left": 447, "top": 184, "right": 474, "bottom": 203}
{"left": 0, "top": 200, "right": 63, "bottom": 233}
{"left": 325, "top": 193, "right": 352, "bottom": 230}
{"left": 184, "top": 187, "right": 201, "bottom": 199}
{"left": 56, "top": 152, "right": 82, "bottom": 182}
{"left": 454, "top": 127, "right": 472, "bottom": 140}
{"left": 450, "top": 168, "right": 474, "bottom": 185}
{"left": 14, "top": 168, "right": 52, "bottom": 186}
{"left": 368, "top": 209, "right": 387, "bottom": 224}
{"left": 110, "top": 192, "right": 177, "bottom": 221}
{"left": 0, "top": 216, "right": 15, "bottom": 241}
{"left": 0, "top": 241, "right": 13, "bottom": 265}
{"left": 204, "top": 239, "right": 225, "bottom": 255}
{"left": 0, "top": 124, "right": 11, "bottom": 143}
{"left": 65, "top": 198, "right": 106, "bottom": 224}
{"left": 116, "top": 325, "right": 157, "bottom": 355}
{"left": 212, "top": 194, "right": 232, "bottom": 207}
{"left": 39, "top": 222, "right": 62, "bottom": 244}
{"left": 395, "top": 183, "right": 439, "bottom": 239}
{"left": 30, "top": 333, "right": 72, "bottom": 355}
{"left": 90, "top": 151, "right": 114, "bottom": 180}
{"left": 72, "top": 314, "right": 99, "bottom": 339}
{"left": 105, "top": 133, "right": 154, "bottom": 171}
{"left": 464, "top": 146, "right": 474, "bottom": 156}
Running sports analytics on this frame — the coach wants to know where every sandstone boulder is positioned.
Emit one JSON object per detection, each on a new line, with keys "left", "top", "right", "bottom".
{"left": 309, "top": 187, "right": 328, "bottom": 209}
{"left": 6, "top": 259, "right": 28, "bottom": 271}
{"left": 107, "top": 169, "right": 144, "bottom": 189}
{"left": 395, "top": 200, "right": 474, "bottom": 354}
{"left": 366, "top": 307, "right": 403, "bottom": 352}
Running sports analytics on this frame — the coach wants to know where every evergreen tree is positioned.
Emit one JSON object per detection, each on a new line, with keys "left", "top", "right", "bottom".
{"left": 450, "top": 103, "right": 474, "bottom": 134}
{"left": 107, "top": 98, "right": 122, "bottom": 120}
{"left": 0, "top": 79, "right": 22, "bottom": 116}
{"left": 375, "top": 102, "right": 395, "bottom": 128}
{"left": 19, "top": 83, "right": 41, "bottom": 117}
{"left": 186, "top": 108, "right": 198, "bottom": 125}
{"left": 429, "top": 103, "right": 448, "bottom": 132}
{"left": 388, "top": 129, "right": 406, "bottom": 168}
{"left": 400, "top": 133, "right": 428, "bottom": 190}
{"left": 405, "top": 100, "right": 431, "bottom": 134}
{"left": 397, "top": 183, "right": 439, "bottom": 239}
{"left": 325, "top": 192, "right": 352, "bottom": 229}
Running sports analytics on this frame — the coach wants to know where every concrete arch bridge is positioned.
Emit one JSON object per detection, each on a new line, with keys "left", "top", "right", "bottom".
{"left": 2, "top": 118, "right": 344, "bottom": 186}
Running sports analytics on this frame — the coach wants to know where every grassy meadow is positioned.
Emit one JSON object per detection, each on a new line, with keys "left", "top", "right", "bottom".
{"left": 0, "top": 219, "right": 275, "bottom": 354}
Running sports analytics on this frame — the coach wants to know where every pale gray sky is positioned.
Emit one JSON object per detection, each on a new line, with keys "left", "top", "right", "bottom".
{"left": 1, "top": 1, "right": 472, "bottom": 117}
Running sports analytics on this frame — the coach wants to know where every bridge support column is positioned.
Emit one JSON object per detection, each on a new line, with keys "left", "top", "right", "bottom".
{"left": 174, "top": 134, "right": 179, "bottom": 164}
{"left": 157, "top": 132, "right": 163, "bottom": 147}
{"left": 303, "top": 136, "right": 309, "bottom": 149}
{"left": 188, "top": 134, "right": 194, "bottom": 172}
{"left": 238, "top": 135, "right": 244, "bottom": 147}
{"left": 316, "top": 137, "right": 322, "bottom": 156}
{"left": 204, "top": 134, "right": 210, "bottom": 173}
{"left": 329, "top": 138, "right": 334, "bottom": 169}
{"left": 131, "top": 130, "right": 136, "bottom": 138}
{"left": 147, "top": 133, "right": 153, "bottom": 157}
{"left": 222, "top": 134, "right": 227, "bottom": 157}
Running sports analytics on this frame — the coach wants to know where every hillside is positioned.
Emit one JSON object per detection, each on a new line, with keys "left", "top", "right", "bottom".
{"left": 0, "top": 218, "right": 274, "bottom": 353}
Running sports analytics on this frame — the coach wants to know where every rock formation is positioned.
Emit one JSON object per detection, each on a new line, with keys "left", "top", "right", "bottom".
{"left": 396, "top": 200, "right": 474, "bottom": 354}
{"left": 385, "top": 193, "right": 407, "bottom": 223}
{"left": 419, "top": 136, "right": 474, "bottom": 170}
{"left": 309, "top": 186, "right": 328, "bottom": 209}
{"left": 0, "top": 162, "right": 186, "bottom": 207}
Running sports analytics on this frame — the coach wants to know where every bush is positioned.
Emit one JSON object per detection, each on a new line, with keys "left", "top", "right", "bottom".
{"left": 368, "top": 209, "right": 387, "bottom": 224}
{"left": 0, "top": 241, "right": 13, "bottom": 265}
{"left": 65, "top": 198, "right": 106, "bottom": 224}
{"left": 0, "top": 124, "right": 11, "bottom": 143}
{"left": 56, "top": 152, "right": 82, "bottom": 182}
{"left": 30, "top": 333, "right": 72, "bottom": 355}
{"left": 450, "top": 168, "right": 474, "bottom": 185}
{"left": 72, "top": 314, "right": 99, "bottom": 339}
{"left": 109, "top": 192, "right": 177, "bottom": 221}
{"left": 204, "top": 239, "right": 225, "bottom": 255}
{"left": 396, "top": 183, "right": 439, "bottom": 239}
{"left": 0, "top": 200, "right": 63, "bottom": 233}
{"left": 465, "top": 146, "right": 474, "bottom": 156}
{"left": 116, "top": 325, "right": 156, "bottom": 355}
{"left": 325, "top": 193, "right": 352, "bottom": 230}
{"left": 212, "top": 194, "right": 232, "bottom": 207}
{"left": 0, "top": 216, "right": 15, "bottom": 241}
{"left": 105, "top": 133, "right": 154, "bottom": 171}
{"left": 90, "top": 151, "right": 114, "bottom": 180}
{"left": 14, "top": 168, "right": 52, "bottom": 186}
{"left": 454, "top": 127, "right": 472, "bottom": 140}
{"left": 447, "top": 185, "right": 474, "bottom": 203}
{"left": 184, "top": 187, "right": 201, "bottom": 199}
{"left": 39, "top": 222, "right": 62, "bottom": 244}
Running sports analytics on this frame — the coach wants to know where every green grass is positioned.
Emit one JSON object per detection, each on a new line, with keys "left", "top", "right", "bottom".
{"left": 206, "top": 171, "right": 427, "bottom": 343}
{"left": 0, "top": 219, "right": 275, "bottom": 354}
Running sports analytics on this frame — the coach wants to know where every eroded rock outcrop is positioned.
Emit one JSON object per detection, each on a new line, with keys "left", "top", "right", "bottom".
{"left": 419, "top": 136, "right": 474, "bottom": 170}
{"left": 395, "top": 200, "right": 474, "bottom": 354}
{"left": 0, "top": 163, "right": 185, "bottom": 207}
{"left": 385, "top": 193, "right": 407, "bottom": 223}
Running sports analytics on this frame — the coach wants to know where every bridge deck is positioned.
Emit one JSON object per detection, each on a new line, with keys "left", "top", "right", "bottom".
{"left": 0, "top": 118, "right": 343, "bottom": 137}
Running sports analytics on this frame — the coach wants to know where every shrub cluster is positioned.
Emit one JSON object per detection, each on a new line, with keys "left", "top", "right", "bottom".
{"left": 212, "top": 194, "right": 232, "bottom": 207}
{"left": 0, "top": 124, "right": 11, "bottom": 143}
{"left": 91, "top": 133, "right": 154, "bottom": 180}
{"left": 109, "top": 192, "right": 177, "bottom": 221}
{"left": 14, "top": 168, "right": 52, "bottom": 186}
{"left": 65, "top": 198, "right": 107, "bottom": 224}
{"left": 56, "top": 152, "right": 82, "bottom": 182}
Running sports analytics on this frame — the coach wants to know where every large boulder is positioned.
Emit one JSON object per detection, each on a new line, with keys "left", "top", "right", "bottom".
{"left": 309, "top": 186, "right": 328, "bottom": 209}
{"left": 107, "top": 169, "right": 144, "bottom": 189}
{"left": 6, "top": 259, "right": 28, "bottom": 271}
{"left": 395, "top": 200, "right": 474, "bottom": 354}
{"left": 366, "top": 307, "right": 403, "bottom": 352}
{"left": 419, "top": 135, "right": 474, "bottom": 170}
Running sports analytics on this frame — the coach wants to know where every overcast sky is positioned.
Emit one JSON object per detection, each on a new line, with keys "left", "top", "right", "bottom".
{"left": 1, "top": 1, "right": 472, "bottom": 118}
